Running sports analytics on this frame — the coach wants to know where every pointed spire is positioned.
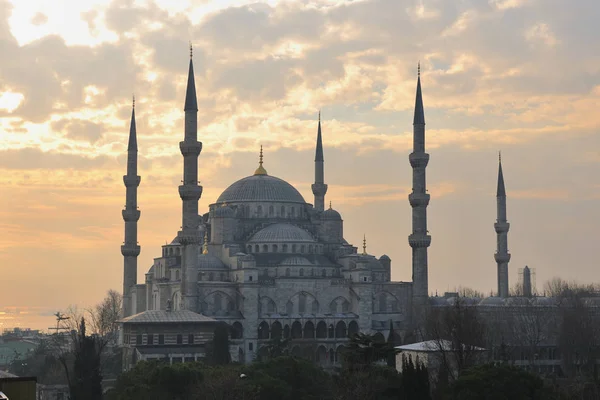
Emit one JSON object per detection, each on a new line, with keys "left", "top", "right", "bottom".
{"left": 329, "top": 201, "right": 332, "bottom": 210}
{"left": 315, "top": 111, "right": 324, "bottom": 162}
{"left": 184, "top": 43, "right": 198, "bottom": 112}
{"left": 362, "top": 234, "right": 367, "bottom": 255}
{"left": 413, "top": 63, "right": 425, "bottom": 125}
{"left": 128, "top": 95, "right": 137, "bottom": 151}
{"left": 202, "top": 230, "right": 208, "bottom": 255}
{"left": 254, "top": 145, "right": 268, "bottom": 175}
{"left": 497, "top": 151, "right": 506, "bottom": 197}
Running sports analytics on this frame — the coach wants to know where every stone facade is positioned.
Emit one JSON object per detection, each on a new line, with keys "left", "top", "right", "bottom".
{"left": 123, "top": 54, "right": 421, "bottom": 365}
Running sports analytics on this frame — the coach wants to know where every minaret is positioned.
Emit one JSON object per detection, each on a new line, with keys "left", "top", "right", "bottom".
{"left": 311, "top": 111, "right": 328, "bottom": 211}
{"left": 494, "top": 152, "right": 510, "bottom": 298}
{"left": 408, "top": 64, "right": 431, "bottom": 302}
{"left": 522, "top": 266, "right": 532, "bottom": 298}
{"left": 121, "top": 97, "right": 141, "bottom": 317}
{"left": 178, "top": 45, "right": 203, "bottom": 311}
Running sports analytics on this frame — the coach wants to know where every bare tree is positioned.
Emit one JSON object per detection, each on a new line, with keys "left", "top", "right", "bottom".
{"left": 424, "top": 298, "right": 487, "bottom": 381}
{"left": 453, "top": 286, "right": 485, "bottom": 299}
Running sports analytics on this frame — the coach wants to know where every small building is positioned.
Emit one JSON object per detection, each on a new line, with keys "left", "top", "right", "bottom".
{"left": 395, "top": 340, "right": 487, "bottom": 387}
{"left": 0, "top": 376, "right": 37, "bottom": 400}
{"left": 119, "top": 308, "right": 218, "bottom": 371}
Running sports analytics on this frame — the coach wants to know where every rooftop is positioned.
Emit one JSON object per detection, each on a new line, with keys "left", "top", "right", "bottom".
{"left": 120, "top": 310, "right": 217, "bottom": 324}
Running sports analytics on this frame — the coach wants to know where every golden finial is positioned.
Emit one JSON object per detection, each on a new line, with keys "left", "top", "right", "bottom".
{"left": 254, "top": 145, "right": 268, "bottom": 175}
{"left": 362, "top": 234, "right": 367, "bottom": 255}
{"left": 202, "top": 230, "right": 208, "bottom": 255}
{"left": 418, "top": 61, "right": 420, "bottom": 77}
{"left": 189, "top": 42, "right": 193, "bottom": 59}
{"left": 329, "top": 201, "right": 332, "bottom": 210}
{"left": 499, "top": 150, "right": 502, "bottom": 163}
{"left": 132, "top": 94, "right": 135, "bottom": 109}
{"left": 318, "top": 110, "right": 321, "bottom": 122}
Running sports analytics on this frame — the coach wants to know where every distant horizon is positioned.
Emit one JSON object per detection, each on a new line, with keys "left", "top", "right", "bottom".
{"left": 1, "top": 0, "right": 599, "bottom": 329}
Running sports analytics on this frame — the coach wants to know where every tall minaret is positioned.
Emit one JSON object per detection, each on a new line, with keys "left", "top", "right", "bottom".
{"left": 178, "top": 45, "right": 203, "bottom": 311}
{"left": 408, "top": 64, "right": 431, "bottom": 302}
{"left": 494, "top": 152, "right": 510, "bottom": 298}
{"left": 121, "top": 97, "right": 141, "bottom": 317}
{"left": 311, "top": 111, "right": 327, "bottom": 211}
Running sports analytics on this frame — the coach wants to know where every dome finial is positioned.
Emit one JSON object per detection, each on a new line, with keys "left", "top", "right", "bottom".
{"left": 362, "top": 234, "right": 367, "bottom": 255}
{"left": 329, "top": 201, "right": 332, "bottom": 209}
{"left": 418, "top": 61, "right": 420, "bottom": 77}
{"left": 202, "top": 230, "right": 208, "bottom": 255}
{"left": 132, "top": 94, "right": 135, "bottom": 109}
{"left": 189, "top": 41, "right": 193, "bottom": 59}
{"left": 254, "top": 145, "right": 268, "bottom": 175}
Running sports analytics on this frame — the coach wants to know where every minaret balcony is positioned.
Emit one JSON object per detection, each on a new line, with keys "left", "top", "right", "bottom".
{"left": 494, "top": 222, "right": 510, "bottom": 233}
{"left": 408, "top": 233, "right": 431, "bottom": 248}
{"left": 121, "top": 244, "right": 140, "bottom": 257}
{"left": 408, "top": 193, "right": 430, "bottom": 207}
{"left": 179, "top": 141, "right": 202, "bottom": 156}
{"left": 311, "top": 183, "right": 328, "bottom": 196}
{"left": 122, "top": 209, "right": 141, "bottom": 222}
{"left": 123, "top": 175, "right": 141, "bottom": 187}
{"left": 177, "top": 230, "right": 202, "bottom": 245}
{"left": 178, "top": 185, "right": 203, "bottom": 201}
{"left": 409, "top": 152, "right": 430, "bottom": 168}
{"left": 494, "top": 252, "right": 511, "bottom": 263}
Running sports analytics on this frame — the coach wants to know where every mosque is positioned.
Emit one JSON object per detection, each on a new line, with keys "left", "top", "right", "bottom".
{"left": 119, "top": 50, "right": 519, "bottom": 365}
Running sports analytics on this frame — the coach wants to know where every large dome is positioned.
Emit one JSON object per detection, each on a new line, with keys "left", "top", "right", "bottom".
{"left": 216, "top": 174, "right": 306, "bottom": 204}
{"left": 248, "top": 223, "right": 315, "bottom": 243}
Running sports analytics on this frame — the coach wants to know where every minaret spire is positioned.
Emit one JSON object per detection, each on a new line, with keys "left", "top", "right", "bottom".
{"left": 408, "top": 63, "right": 431, "bottom": 303}
{"left": 494, "top": 153, "right": 510, "bottom": 298}
{"left": 122, "top": 98, "right": 141, "bottom": 317}
{"left": 178, "top": 48, "right": 203, "bottom": 311}
{"left": 312, "top": 111, "right": 328, "bottom": 211}
{"left": 362, "top": 234, "right": 367, "bottom": 255}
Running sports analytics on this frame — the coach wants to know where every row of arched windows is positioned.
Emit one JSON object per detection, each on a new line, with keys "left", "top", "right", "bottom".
{"left": 198, "top": 271, "right": 228, "bottom": 282}
{"left": 247, "top": 243, "right": 322, "bottom": 254}
{"left": 257, "top": 320, "right": 359, "bottom": 340}
{"left": 260, "top": 268, "right": 338, "bottom": 278}
{"left": 247, "top": 205, "right": 306, "bottom": 219}
{"left": 163, "top": 247, "right": 181, "bottom": 257}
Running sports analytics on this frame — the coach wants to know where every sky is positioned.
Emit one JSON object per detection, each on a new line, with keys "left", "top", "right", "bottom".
{"left": 0, "top": 0, "right": 599, "bottom": 330}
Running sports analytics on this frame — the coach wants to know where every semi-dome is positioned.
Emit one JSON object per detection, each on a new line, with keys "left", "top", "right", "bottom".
{"left": 322, "top": 208, "right": 341, "bottom": 220}
{"left": 216, "top": 174, "right": 306, "bottom": 204}
{"left": 197, "top": 254, "right": 226, "bottom": 269}
{"left": 248, "top": 223, "right": 315, "bottom": 243}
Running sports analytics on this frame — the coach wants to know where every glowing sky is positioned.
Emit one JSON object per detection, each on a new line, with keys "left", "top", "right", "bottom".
{"left": 1, "top": 0, "right": 599, "bottom": 330}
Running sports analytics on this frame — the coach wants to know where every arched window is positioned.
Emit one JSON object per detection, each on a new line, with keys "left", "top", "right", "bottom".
{"left": 214, "top": 293, "right": 222, "bottom": 312}
{"left": 247, "top": 245, "right": 252, "bottom": 253}
{"left": 273, "top": 244, "right": 278, "bottom": 253}
{"left": 299, "top": 268, "right": 304, "bottom": 277}
{"left": 342, "top": 300, "right": 350, "bottom": 313}
{"left": 335, "top": 321, "right": 347, "bottom": 338}
{"left": 285, "top": 268, "right": 290, "bottom": 277}
{"left": 258, "top": 321, "right": 270, "bottom": 339}
{"left": 227, "top": 300, "right": 235, "bottom": 311}
{"left": 291, "top": 207, "right": 295, "bottom": 217}
{"left": 208, "top": 272, "right": 214, "bottom": 281}
{"left": 232, "top": 322, "right": 244, "bottom": 339}
{"left": 301, "top": 245, "right": 305, "bottom": 253}
{"left": 291, "top": 321, "right": 302, "bottom": 339}
{"left": 316, "top": 321, "right": 327, "bottom": 338}
{"left": 281, "top": 205, "right": 285, "bottom": 216}
{"left": 378, "top": 293, "right": 387, "bottom": 312}
{"left": 271, "top": 321, "right": 282, "bottom": 339}
{"left": 286, "top": 301, "right": 293, "bottom": 315}
{"left": 282, "top": 244, "right": 288, "bottom": 253}
{"left": 262, "top": 244, "right": 268, "bottom": 252}
{"left": 311, "top": 299, "right": 319, "bottom": 314}
{"left": 303, "top": 321, "right": 315, "bottom": 339}
{"left": 283, "top": 325, "right": 290, "bottom": 338}
{"left": 298, "top": 293, "right": 306, "bottom": 313}
{"left": 267, "top": 299, "right": 275, "bottom": 313}
{"left": 176, "top": 248, "right": 180, "bottom": 256}
{"left": 269, "top": 205, "right": 274, "bottom": 216}
{"left": 292, "top": 244, "right": 297, "bottom": 253}
{"left": 175, "top": 270, "right": 180, "bottom": 281}
{"left": 257, "top": 205, "right": 262, "bottom": 217}
{"left": 309, "top": 245, "right": 313, "bottom": 253}
{"left": 169, "top": 248, "right": 173, "bottom": 256}
{"left": 255, "top": 244, "right": 260, "bottom": 253}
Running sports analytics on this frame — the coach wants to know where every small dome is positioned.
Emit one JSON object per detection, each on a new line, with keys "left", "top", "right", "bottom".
{"left": 379, "top": 254, "right": 390, "bottom": 260}
{"left": 532, "top": 297, "right": 557, "bottom": 306}
{"left": 248, "top": 223, "right": 315, "bottom": 243}
{"left": 215, "top": 206, "right": 235, "bottom": 218}
{"left": 280, "top": 257, "right": 313, "bottom": 266}
{"left": 216, "top": 175, "right": 305, "bottom": 204}
{"left": 479, "top": 296, "right": 506, "bottom": 306}
{"left": 322, "top": 208, "right": 342, "bottom": 220}
{"left": 506, "top": 297, "right": 531, "bottom": 306}
{"left": 197, "top": 254, "right": 226, "bottom": 269}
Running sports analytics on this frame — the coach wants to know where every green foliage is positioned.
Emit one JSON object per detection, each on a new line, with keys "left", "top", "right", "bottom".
{"left": 259, "top": 336, "right": 291, "bottom": 359}
{"left": 110, "top": 360, "right": 203, "bottom": 400}
{"left": 9, "top": 340, "right": 65, "bottom": 385}
{"left": 401, "top": 354, "right": 431, "bottom": 400}
{"left": 70, "top": 318, "right": 103, "bottom": 400}
{"left": 341, "top": 332, "right": 396, "bottom": 371}
{"left": 334, "top": 365, "right": 403, "bottom": 400}
{"left": 447, "top": 364, "right": 547, "bottom": 400}
{"left": 206, "top": 323, "right": 231, "bottom": 366}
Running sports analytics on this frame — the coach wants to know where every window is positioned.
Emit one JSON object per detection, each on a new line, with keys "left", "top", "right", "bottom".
{"left": 255, "top": 244, "right": 259, "bottom": 253}
{"left": 147, "top": 334, "right": 154, "bottom": 345}
{"left": 214, "top": 294, "right": 222, "bottom": 312}
{"left": 281, "top": 206, "right": 285, "bottom": 216}
{"left": 249, "top": 342, "right": 253, "bottom": 351}
{"left": 175, "top": 270, "right": 180, "bottom": 280}
{"left": 363, "top": 276, "right": 367, "bottom": 282}
{"left": 300, "top": 245, "right": 305, "bottom": 253}
{"left": 282, "top": 244, "right": 288, "bottom": 253}
{"left": 292, "top": 244, "right": 297, "bottom": 253}
{"left": 262, "top": 244, "right": 268, "bottom": 252}
{"left": 188, "top": 334, "right": 194, "bottom": 344}
{"left": 269, "top": 205, "right": 274, "bottom": 216}
{"left": 285, "top": 268, "right": 290, "bottom": 277}
{"left": 136, "top": 334, "right": 142, "bottom": 345}
{"left": 299, "top": 293, "right": 306, "bottom": 313}
{"left": 257, "top": 205, "right": 262, "bottom": 217}
{"left": 177, "top": 334, "right": 183, "bottom": 344}
{"left": 299, "top": 268, "right": 304, "bottom": 277}
{"left": 209, "top": 272, "right": 214, "bottom": 281}
{"left": 249, "top": 276, "right": 253, "bottom": 281}
{"left": 322, "top": 269, "right": 326, "bottom": 277}
{"left": 273, "top": 244, "right": 278, "bottom": 253}
{"left": 158, "top": 334, "right": 164, "bottom": 344}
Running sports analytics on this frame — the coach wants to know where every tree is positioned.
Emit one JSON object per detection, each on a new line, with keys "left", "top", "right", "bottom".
{"left": 424, "top": 297, "right": 487, "bottom": 381}
{"left": 340, "top": 333, "right": 395, "bottom": 371}
{"left": 401, "top": 354, "right": 431, "bottom": 400}
{"left": 206, "top": 323, "right": 231, "bottom": 365}
{"left": 108, "top": 360, "right": 203, "bottom": 400}
{"left": 447, "top": 364, "right": 552, "bottom": 400}
{"left": 69, "top": 318, "right": 103, "bottom": 400}
{"left": 453, "top": 286, "right": 485, "bottom": 299}
{"left": 334, "top": 365, "right": 402, "bottom": 400}
{"left": 260, "top": 336, "right": 291, "bottom": 359}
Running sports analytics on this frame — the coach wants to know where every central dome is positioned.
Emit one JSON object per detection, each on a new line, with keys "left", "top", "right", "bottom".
{"left": 216, "top": 175, "right": 306, "bottom": 204}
